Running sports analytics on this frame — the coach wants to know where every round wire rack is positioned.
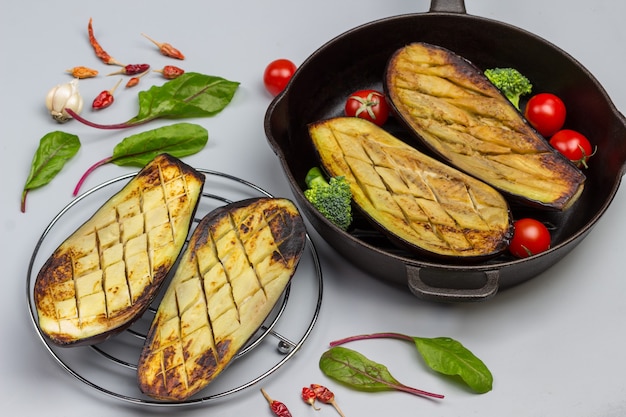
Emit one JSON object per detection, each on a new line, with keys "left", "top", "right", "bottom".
{"left": 26, "top": 169, "right": 323, "bottom": 407}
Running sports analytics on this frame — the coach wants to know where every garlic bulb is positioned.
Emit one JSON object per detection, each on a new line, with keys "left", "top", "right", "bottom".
{"left": 45, "top": 78, "right": 84, "bottom": 123}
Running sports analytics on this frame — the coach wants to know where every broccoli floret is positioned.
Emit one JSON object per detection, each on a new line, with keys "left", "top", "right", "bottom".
{"left": 304, "top": 167, "right": 352, "bottom": 231}
{"left": 484, "top": 67, "right": 532, "bottom": 110}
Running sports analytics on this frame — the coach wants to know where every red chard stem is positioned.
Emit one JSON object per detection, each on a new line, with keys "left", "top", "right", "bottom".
{"left": 73, "top": 156, "right": 113, "bottom": 196}
{"left": 391, "top": 382, "right": 445, "bottom": 399}
{"left": 65, "top": 108, "right": 149, "bottom": 130}
{"left": 21, "top": 190, "right": 28, "bottom": 213}
{"left": 330, "top": 332, "right": 413, "bottom": 346}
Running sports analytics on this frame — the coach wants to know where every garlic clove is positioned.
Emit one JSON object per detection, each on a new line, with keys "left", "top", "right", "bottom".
{"left": 63, "top": 91, "right": 84, "bottom": 119}
{"left": 46, "top": 78, "right": 84, "bottom": 123}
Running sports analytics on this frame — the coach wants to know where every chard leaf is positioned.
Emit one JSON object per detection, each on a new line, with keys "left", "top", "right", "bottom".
{"left": 72, "top": 123, "right": 208, "bottom": 196}
{"left": 111, "top": 122, "right": 208, "bottom": 166}
{"left": 329, "top": 332, "right": 494, "bottom": 395}
{"left": 67, "top": 72, "right": 240, "bottom": 129}
{"left": 319, "top": 346, "right": 444, "bottom": 399}
{"left": 412, "top": 336, "right": 493, "bottom": 394}
{"left": 320, "top": 346, "right": 402, "bottom": 392}
{"left": 129, "top": 72, "right": 240, "bottom": 125}
{"left": 21, "top": 131, "right": 80, "bottom": 212}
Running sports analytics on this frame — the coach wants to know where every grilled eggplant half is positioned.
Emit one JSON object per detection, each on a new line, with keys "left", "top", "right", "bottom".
{"left": 386, "top": 42, "right": 585, "bottom": 211}
{"left": 34, "top": 153, "right": 205, "bottom": 346}
{"left": 137, "top": 197, "right": 306, "bottom": 401}
{"left": 308, "top": 117, "right": 512, "bottom": 260}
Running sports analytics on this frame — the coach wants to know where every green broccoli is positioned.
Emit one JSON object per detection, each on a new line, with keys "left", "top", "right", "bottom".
{"left": 304, "top": 167, "right": 352, "bottom": 231}
{"left": 484, "top": 67, "right": 532, "bottom": 110}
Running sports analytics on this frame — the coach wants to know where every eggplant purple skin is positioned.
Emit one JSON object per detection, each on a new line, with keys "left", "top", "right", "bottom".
{"left": 307, "top": 118, "right": 515, "bottom": 263}
{"left": 34, "top": 259, "right": 172, "bottom": 347}
{"left": 359, "top": 206, "right": 515, "bottom": 264}
{"left": 263, "top": 8, "right": 626, "bottom": 300}
{"left": 34, "top": 154, "right": 205, "bottom": 346}
{"left": 137, "top": 197, "right": 306, "bottom": 401}
{"left": 383, "top": 42, "right": 586, "bottom": 212}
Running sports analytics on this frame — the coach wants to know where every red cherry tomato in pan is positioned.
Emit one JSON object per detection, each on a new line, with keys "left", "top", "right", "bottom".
{"left": 345, "top": 89, "right": 390, "bottom": 126}
{"left": 549, "top": 129, "right": 594, "bottom": 168}
{"left": 509, "top": 218, "right": 551, "bottom": 258}
{"left": 263, "top": 59, "right": 297, "bottom": 96}
{"left": 524, "top": 93, "right": 566, "bottom": 137}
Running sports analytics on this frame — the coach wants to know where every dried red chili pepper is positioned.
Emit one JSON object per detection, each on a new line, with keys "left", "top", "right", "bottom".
{"left": 154, "top": 65, "right": 185, "bottom": 79}
{"left": 301, "top": 386, "right": 320, "bottom": 410}
{"left": 87, "top": 18, "right": 124, "bottom": 66}
{"left": 92, "top": 78, "right": 122, "bottom": 110}
{"left": 66, "top": 66, "right": 98, "bottom": 79}
{"left": 141, "top": 33, "right": 185, "bottom": 60}
{"left": 311, "top": 384, "right": 345, "bottom": 417}
{"left": 125, "top": 69, "right": 149, "bottom": 88}
{"left": 260, "top": 388, "right": 292, "bottom": 417}
{"left": 108, "top": 63, "right": 151, "bottom": 76}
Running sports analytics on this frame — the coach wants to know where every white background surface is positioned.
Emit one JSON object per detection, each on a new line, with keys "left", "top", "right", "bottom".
{"left": 2, "top": 1, "right": 625, "bottom": 416}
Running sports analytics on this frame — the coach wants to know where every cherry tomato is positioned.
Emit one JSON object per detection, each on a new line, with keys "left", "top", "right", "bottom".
{"left": 524, "top": 93, "right": 566, "bottom": 137}
{"left": 263, "top": 59, "right": 297, "bottom": 96}
{"left": 509, "top": 218, "right": 551, "bottom": 258}
{"left": 549, "top": 129, "right": 594, "bottom": 168}
{"left": 344, "top": 89, "right": 390, "bottom": 126}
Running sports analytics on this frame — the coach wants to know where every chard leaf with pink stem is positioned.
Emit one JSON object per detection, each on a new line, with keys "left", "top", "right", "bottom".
{"left": 73, "top": 122, "right": 207, "bottom": 195}
{"left": 67, "top": 72, "right": 239, "bottom": 129}
{"left": 319, "top": 346, "right": 445, "bottom": 399}
{"left": 21, "top": 131, "right": 80, "bottom": 213}
{"left": 330, "top": 332, "right": 493, "bottom": 394}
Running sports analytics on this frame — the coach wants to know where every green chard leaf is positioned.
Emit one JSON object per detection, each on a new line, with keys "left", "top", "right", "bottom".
{"left": 412, "top": 336, "right": 493, "bottom": 394}
{"left": 110, "top": 122, "right": 208, "bottom": 166}
{"left": 72, "top": 123, "right": 208, "bottom": 196}
{"left": 67, "top": 72, "right": 240, "bottom": 129}
{"left": 21, "top": 131, "right": 81, "bottom": 212}
{"left": 319, "top": 346, "right": 444, "bottom": 399}
{"left": 130, "top": 73, "right": 240, "bottom": 123}
{"left": 320, "top": 346, "right": 402, "bottom": 392}
{"left": 329, "top": 332, "right": 493, "bottom": 395}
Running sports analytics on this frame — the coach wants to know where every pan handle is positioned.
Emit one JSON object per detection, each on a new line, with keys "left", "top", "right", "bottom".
{"left": 429, "top": 0, "right": 466, "bottom": 14}
{"left": 406, "top": 266, "right": 499, "bottom": 302}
